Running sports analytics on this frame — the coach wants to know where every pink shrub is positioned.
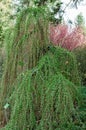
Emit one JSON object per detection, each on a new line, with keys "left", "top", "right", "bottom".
{"left": 50, "top": 24, "right": 86, "bottom": 51}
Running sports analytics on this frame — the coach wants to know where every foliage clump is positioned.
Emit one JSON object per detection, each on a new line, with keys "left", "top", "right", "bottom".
{"left": 1, "top": 47, "right": 81, "bottom": 130}
{"left": 50, "top": 24, "right": 86, "bottom": 51}
{"left": 74, "top": 46, "right": 86, "bottom": 85}
{"left": 1, "top": 7, "right": 49, "bottom": 92}
{"left": 0, "top": 7, "right": 81, "bottom": 129}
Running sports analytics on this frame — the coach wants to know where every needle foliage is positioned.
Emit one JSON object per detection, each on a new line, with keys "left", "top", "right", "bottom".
{"left": 0, "top": 7, "right": 81, "bottom": 130}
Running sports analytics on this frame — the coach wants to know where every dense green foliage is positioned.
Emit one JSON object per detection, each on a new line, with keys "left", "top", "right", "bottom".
{"left": 74, "top": 46, "right": 86, "bottom": 85}
{"left": 0, "top": 7, "right": 84, "bottom": 130}
{"left": 2, "top": 7, "right": 49, "bottom": 88}
{"left": 1, "top": 47, "right": 81, "bottom": 130}
{"left": 79, "top": 86, "right": 86, "bottom": 129}
{"left": 0, "top": 7, "right": 50, "bottom": 125}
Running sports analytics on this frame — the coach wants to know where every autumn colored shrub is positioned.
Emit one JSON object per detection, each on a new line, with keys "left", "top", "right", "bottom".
{"left": 50, "top": 24, "right": 86, "bottom": 51}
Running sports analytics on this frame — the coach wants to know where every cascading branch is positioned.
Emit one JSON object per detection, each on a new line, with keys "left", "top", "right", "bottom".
{"left": 1, "top": 47, "right": 81, "bottom": 130}
{"left": 0, "top": 7, "right": 50, "bottom": 100}
{"left": 0, "top": 7, "right": 81, "bottom": 130}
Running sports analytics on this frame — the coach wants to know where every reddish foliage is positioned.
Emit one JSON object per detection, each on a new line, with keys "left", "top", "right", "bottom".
{"left": 50, "top": 24, "right": 86, "bottom": 51}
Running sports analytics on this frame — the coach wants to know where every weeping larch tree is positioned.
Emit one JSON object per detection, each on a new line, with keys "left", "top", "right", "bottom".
{"left": 0, "top": 7, "right": 81, "bottom": 130}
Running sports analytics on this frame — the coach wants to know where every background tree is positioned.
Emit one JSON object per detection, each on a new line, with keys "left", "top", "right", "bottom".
{"left": 15, "top": 0, "right": 85, "bottom": 24}
{"left": 0, "top": 0, "right": 15, "bottom": 30}
{"left": 50, "top": 24, "right": 86, "bottom": 50}
{"left": 75, "top": 12, "right": 85, "bottom": 27}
